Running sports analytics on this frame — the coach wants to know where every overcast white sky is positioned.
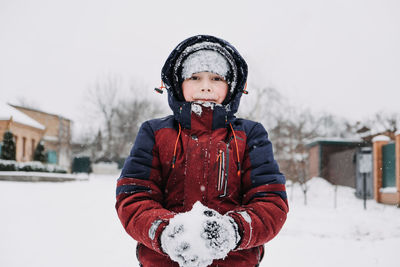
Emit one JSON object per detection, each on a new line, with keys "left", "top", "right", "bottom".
{"left": 1, "top": 0, "right": 399, "bottom": 136}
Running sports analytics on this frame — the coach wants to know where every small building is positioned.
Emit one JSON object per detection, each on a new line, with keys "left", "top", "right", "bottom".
{"left": 372, "top": 134, "right": 400, "bottom": 205}
{"left": 10, "top": 104, "right": 72, "bottom": 169}
{"left": 0, "top": 103, "right": 45, "bottom": 162}
{"left": 306, "top": 138, "right": 370, "bottom": 188}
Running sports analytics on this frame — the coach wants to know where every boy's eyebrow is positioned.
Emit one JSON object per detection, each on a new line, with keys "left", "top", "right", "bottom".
{"left": 211, "top": 74, "right": 225, "bottom": 79}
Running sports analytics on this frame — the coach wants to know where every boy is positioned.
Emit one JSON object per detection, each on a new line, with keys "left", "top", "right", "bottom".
{"left": 116, "top": 35, "right": 288, "bottom": 267}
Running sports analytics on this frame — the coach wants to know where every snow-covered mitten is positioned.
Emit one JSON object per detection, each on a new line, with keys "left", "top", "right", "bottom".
{"left": 160, "top": 208, "right": 214, "bottom": 267}
{"left": 200, "top": 207, "right": 241, "bottom": 259}
{"left": 160, "top": 202, "right": 241, "bottom": 267}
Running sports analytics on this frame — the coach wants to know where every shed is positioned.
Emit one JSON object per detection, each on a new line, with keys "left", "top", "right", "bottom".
{"left": 306, "top": 138, "right": 369, "bottom": 188}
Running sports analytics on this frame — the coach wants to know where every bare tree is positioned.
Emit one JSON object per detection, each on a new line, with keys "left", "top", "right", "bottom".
{"left": 83, "top": 75, "right": 166, "bottom": 162}
{"left": 270, "top": 108, "right": 320, "bottom": 205}
{"left": 365, "top": 111, "right": 400, "bottom": 139}
{"left": 238, "top": 85, "right": 283, "bottom": 129}
{"left": 86, "top": 75, "right": 120, "bottom": 160}
{"left": 239, "top": 85, "right": 314, "bottom": 203}
{"left": 112, "top": 98, "right": 164, "bottom": 157}
{"left": 239, "top": 83, "right": 360, "bottom": 205}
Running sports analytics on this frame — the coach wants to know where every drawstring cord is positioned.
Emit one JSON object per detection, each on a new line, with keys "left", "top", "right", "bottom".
{"left": 242, "top": 82, "right": 249, "bottom": 94}
{"left": 171, "top": 123, "right": 181, "bottom": 169}
{"left": 229, "top": 123, "right": 241, "bottom": 176}
{"left": 154, "top": 80, "right": 166, "bottom": 94}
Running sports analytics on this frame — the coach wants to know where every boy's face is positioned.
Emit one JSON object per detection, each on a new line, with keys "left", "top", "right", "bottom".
{"left": 182, "top": 72, "right": 228, "bottom": 104}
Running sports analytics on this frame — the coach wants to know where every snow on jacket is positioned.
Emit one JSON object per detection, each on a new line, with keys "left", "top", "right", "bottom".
{"left": 116, "top": 35, "right": 289, "bottom": 267}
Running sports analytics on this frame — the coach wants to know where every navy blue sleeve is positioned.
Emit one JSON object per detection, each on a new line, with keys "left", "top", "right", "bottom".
{"left": 246, "top": 123, "right": 287, "bottom": 199}
{"left": 119, "top": 121, "right": 155, "bottom": 181}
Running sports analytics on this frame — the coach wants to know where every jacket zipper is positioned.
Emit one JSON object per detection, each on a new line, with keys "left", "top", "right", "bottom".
{"left": 217, "top": 149, "right": 225, "bottom": 192}
{"left": 217, "top": 143, "right": 230, "bottom": 197}
{"left": 216, "top": 134, "right": 236, "bottom": 197}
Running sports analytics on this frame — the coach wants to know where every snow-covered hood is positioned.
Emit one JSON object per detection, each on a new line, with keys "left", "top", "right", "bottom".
{"left": 161, "top": 35, "right": 248, "bottom": 129}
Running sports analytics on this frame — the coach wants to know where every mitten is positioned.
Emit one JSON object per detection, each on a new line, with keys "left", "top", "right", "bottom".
{"left": 160, "top": 211, "right": 213, "bottom": 267}
{"left": 200, "top": 207, "right": 241, "bottom": 259}
{"left": 159, "top": 202, "right": 241, "bottom": 267}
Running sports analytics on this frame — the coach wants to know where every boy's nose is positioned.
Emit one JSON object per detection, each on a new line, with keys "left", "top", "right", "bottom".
{"left": 201, "top": 88, "right": 212, "bottom": 93}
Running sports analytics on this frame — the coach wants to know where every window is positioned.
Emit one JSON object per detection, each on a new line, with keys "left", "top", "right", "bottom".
{"left": 13, "top": 135, "right": 18, "bottom": 160}
{"left": 14, "top": 135, "right": 18, "bottom": 150}
{"left": 22, "top": 137, "right": 26, "bottom": 157}
{"left": 47, "top": 150, "right": 57, "bottom": 164}
{"left": 31, "top": 139, "right": 36, "bottom": 159}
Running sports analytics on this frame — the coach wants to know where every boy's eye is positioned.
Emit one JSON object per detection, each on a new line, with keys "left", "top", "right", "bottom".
{"left": 212, "top": 76, "right": 224, "bottom": 81}
{"left": 189, "top": 76, "right": 199, "bottom": 80}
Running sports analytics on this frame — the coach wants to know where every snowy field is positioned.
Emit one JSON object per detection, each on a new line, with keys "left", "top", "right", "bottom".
{"left": 0, "top": 174, "right": 399, "bottom": 267}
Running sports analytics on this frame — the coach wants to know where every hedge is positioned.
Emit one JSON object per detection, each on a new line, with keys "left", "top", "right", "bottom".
{"left": 0, "top": 159, "right": 67, "bottom": 173}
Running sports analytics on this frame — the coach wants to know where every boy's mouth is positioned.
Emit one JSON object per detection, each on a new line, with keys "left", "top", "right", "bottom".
{"left": 192, "top": 93, "right": 218, "bottom": 103}
{"left": 195, "top": 99, "right": 216, "bottom": 102}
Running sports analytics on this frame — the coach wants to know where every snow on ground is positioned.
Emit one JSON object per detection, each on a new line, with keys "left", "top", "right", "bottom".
{"left": 0, "top": 174, "right": 138, "bottom": 267}
{"left": 0, "top": 175, "right": 399, "bottom": 267}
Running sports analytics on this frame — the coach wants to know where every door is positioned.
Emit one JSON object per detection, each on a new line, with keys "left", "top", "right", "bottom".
{"left": 382, "top": 142, "right": 396, "bottom": 188}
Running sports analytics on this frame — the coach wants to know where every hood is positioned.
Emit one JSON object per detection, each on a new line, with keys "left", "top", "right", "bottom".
{"left": 161, "top": 35, "right": 248, "bottom": 129}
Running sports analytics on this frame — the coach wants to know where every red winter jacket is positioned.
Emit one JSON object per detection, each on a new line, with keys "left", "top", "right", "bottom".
{"left": 116, "top": 35, "right": 288, "bottom": 267}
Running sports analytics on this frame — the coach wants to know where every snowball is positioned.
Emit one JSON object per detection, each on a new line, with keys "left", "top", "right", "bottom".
{"left": 160, "top": 202, "right": 237, "bottom": 267}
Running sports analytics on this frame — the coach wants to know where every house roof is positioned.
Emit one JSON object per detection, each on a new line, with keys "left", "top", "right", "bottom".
{"left": 0, "top": 103, "right": 45, "bottom": 130}
{"left": 305, "top": 137, "right": 366, "bottom": 148}
{"left": 9, "top": 104, "right": 71, "bottom": 122}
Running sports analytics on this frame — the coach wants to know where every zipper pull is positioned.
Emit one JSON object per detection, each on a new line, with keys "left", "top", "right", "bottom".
{"left": 216, "top": 150, "right": 222, "bottom": 162}
{"left": 217, "top": 150, "right": 223, "bottom": 191}
{"left": 237, "top": 162, "right": 241, "bottom": 176}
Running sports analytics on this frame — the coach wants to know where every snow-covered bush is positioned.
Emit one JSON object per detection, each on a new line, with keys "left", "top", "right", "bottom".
{"left": 0, "top": 131, "right": 16, "bottom": 160}
{"left": 0, "top": 159, "right": 16, "bottom": 171}
{"left": 33, "top": 141, "right": 46, "bottom": 163}
{"left": 0, "top": 159, "right": 67, "bottom": 173}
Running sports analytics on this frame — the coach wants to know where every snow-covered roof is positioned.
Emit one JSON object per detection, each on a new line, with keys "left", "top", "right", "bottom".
{"left": 0, "top": 103, "right": 45, "bottom": 130}
{"left": 371, "top": 135, "right": 391, "bottom": 142}
{"left": 306, "top": 137, "right": 365, "bottom": 147}
{"left": 10, "top": 104, "right": 71, "bottom": 122}
{"left": 43, "top": 135, "right": 59, "bottom": 142}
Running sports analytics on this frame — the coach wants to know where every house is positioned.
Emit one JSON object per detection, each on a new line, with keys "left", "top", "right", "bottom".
{"left": 306, "top": 138, "right": 370, "bottom": 188}
{"left": 9, "top": 104, "right": 72, "bottom": 169}
{"left": 0, "top": 103, "right": 45, "bottom": 162}
{"left": 306, "top": 134, "right": 400, "bottom": 206}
